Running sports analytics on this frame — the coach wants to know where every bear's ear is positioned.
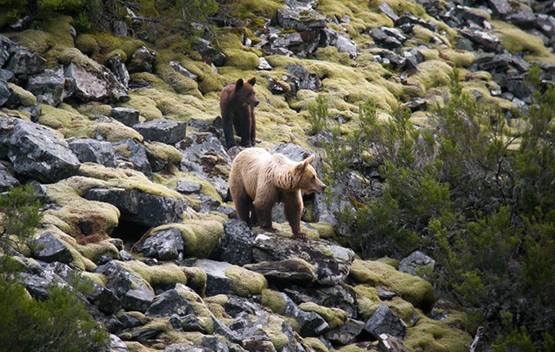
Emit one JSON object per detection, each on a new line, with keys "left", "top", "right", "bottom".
{"left": 248, "top": 77, "right": 256, "bottom": 86}
{"left": 235, "top": 79, "right": 244, "bottom": 91}
{"left": 295, "top": 155, "right": 315, "bottom": 174}
{"left": 303, "top": 154, "right": 316, "bottom": 165}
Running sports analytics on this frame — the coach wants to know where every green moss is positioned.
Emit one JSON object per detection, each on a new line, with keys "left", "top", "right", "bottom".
{"left": 179, "top": 58, "right": 224, "bottom": 94}
{"left": 230, "top": 0, "right": 282, "bottom": 19}
{"left": 262, "top": 315, "right": 290, "bottom": 350}
{"left": 407, "top": 60, "right": 453, "bottom": 95}
{"left": 315, "top": 46, "right": 353, "bottom": 66}
{"left": 121, "top": 261, "right": 187, "bottom": 288}
{"left": 318, "top": 0, "right": 393, "bottom": 32}
{"left": 75, "top": 34, "right": 100, "bottom": 56}
{"left": 7, "top": 83, "right": 36, "bottom": 106}
{"left": 43, "top": 179, "right": 120, "bottom": 240}
{"left": 182, "top": 266, "right": 207, "bottom": 297}
{"left": 156, "top": 62, "right": 200, "bottom": 96}
{"left": 405, "top": 316, "right": 472, "bottom": 352}
{"left": 7, "top": 30, "right": 54, "bottom": 54}
{"left": 122, "top": 92, "right": 164, "bottom": 121}
{"left": 261, "top": 289, "right": 287, "bottom": 314}
{"left": 299, "top": 302, "right": 348, "bottom": 328}
{"left": 350, "top": 259, "right": 436, "bottom": 309}
{"left": 302, "top": 338, "right": 329, "bottom": 352}
{"left": 493, "top": 20, "right": 551, "bottom": 57}
{"left": 144, "top": 142, "right": 182, "bottom": 166}
{"left": 224, "top": 266, "right": 267, "bottom": 297}
{"left": 385, "top": 297, "right": 416, "bottom": 324}
{"left": 77, "top": 103, "right": 113, "bottom": 118}
{"left": 353, "top": 285, "right": 381, "bottom": 320}
{"left": 223, "top": 49, "right": 260, "bottom": 70}
{"left": 149, "top": 220, "right": 223, "bottom": 258}
{"left": 439, "top": 49, "right": 475, "bottom": 67}
{"left": 74, "top": 240, "right": 120, "bottom": 263}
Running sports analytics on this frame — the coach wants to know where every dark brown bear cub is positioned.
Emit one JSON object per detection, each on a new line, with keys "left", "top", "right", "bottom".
{"left": 219, "top": 77, "right": 259, "bottom": 148}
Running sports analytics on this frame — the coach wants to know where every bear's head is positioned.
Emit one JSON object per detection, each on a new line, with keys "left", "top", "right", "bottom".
{"left": 294, "top": 155, "right": 327, "bottom": 194}
{"left": 234, "top": 77, "right": 259, "bottom": 108}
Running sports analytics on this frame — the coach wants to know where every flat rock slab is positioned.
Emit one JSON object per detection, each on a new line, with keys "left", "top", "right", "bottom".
{"left": 252, "top": 233, "right": 354, "bottom": 285}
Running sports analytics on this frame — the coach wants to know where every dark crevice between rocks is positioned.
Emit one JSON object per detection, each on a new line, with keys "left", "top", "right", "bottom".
{"left": 111, "top": 218, "right": 150, "bottom": 248}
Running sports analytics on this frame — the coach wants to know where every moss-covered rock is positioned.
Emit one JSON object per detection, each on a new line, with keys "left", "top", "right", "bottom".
{"left": 350, "top": 259, "right": 436, "bottom": 309}
{"left": 224, "top": 266, "right": 267, "bottom": 296}
{"left": 299, "top": 302, "right": 348, "bottom": 329}
{"left": 120, "top": 261, "right": 187, "bottom": 288}
{"left": 405, "top": 315, "right": 472, "bottom": 352}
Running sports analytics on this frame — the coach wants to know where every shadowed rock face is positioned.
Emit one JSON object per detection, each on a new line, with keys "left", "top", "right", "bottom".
{"left": 84, "top": 187, "right": 185, "bottom": 228}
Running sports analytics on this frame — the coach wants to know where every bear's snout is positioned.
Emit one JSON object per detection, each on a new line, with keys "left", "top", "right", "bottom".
{"left": 254, "top": 100, "right": 260, "bottom": 107}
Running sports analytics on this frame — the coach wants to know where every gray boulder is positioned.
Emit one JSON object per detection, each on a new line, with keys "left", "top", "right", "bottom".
{"left": 84, "top": 187, "right": 185, "bottom": 227}
{"left": 146, "top": 284, "right": 196, "bottom": 317}
{"left": 26, "top": 67, "right": 66, "bottom": 106}
{"left": 64, "top": 62, "right": 128, "bottom": 103}
{"left": 133, "top": 118, "right": 187, "bottom": 144}
{"left": 193, "top": 259, "right": 234, "bottom": 296}
{"left": 5, "top": 46, "right": 46, "bottom": 77}
{"left": 325, "top": 318, "right": 365, "bottom": 345}
{"left": 176, "top": 179, "right": 202, "bottom": 194}
{"left": 32, "top": 233, "right": 72, "bottom": 264}
{"left": 106, "top": 53, "right": 130, "bottom": 88}
{"left": 215, "top": 220, "right": 254, "bottom": 266}
{"left": 69, "top": 138, "right": 117, "bottom": 167}
{"left": 0, "top": 35, "right": 14, "bottom": 67}
{"left": 378, "top": 334, "right": 411, "bottom": 352}
{"left": 113, "top": 138, "right": 152, "bottom": 175}
{"left": 276, "top": 7, "right": 326, "bottom": 31}
{"left": 0, "top": 80, "right": 10, "bottom": 106}
{"left": 0, "top": 162, "right": 19, "bottom": 191}
{"left": 128, "top": 46, "right": 156, "bottom": 73}
{"left": 170, "top": 60, "right": 198, "bottom": 80}
{"left": 96, "top": 260, "right": 154, "bottom": 312}
{"left": 138, "top": 228, "right": 184, "bottom": 260}
{"left": 109, "top": 334, "right": 129, "bottom": 352}
{"left": 286, "top": 64, "right": 321, "bottom": 94}
{"left": 0, "top": 117, "right": 80, "bottom": 183}
{"left": 399, "top": 251, "right": 436, "bottom": 277}
{"left": 111, "top": 107, "right": 140, "bottom": 126}
{"left": 192, "top": 39, "right": 226, "bottom": 67}
{"left": 365, "top": 304, "right": 407, "bottom": 339}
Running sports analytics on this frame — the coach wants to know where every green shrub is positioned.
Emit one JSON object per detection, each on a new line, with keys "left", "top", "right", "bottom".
{"left": 0, "top": 278, "right": 108, "bottom": 352}
{"left": 0, "top": 184, "right": 42, "bottom": 252}
{"left": 308, "top": 95, "right": 329, "bottom": 135}
{"left": 327, "top": 69, "right": 555, "bottom": 346}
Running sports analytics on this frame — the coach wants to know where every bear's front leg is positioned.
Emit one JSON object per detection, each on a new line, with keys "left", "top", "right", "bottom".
{"left": 283, "top": 191, "right": 306, "bottom": 240}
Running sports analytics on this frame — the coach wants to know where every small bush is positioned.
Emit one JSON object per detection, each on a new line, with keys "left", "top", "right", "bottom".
{"left": 0, "top": 278, "right": 108, "bottom": 352}
{"left": 0, "top": 184, "right": 42, "bottom": 252}
{"left": 307, "top": 95, "right": 329, "bottom": 135}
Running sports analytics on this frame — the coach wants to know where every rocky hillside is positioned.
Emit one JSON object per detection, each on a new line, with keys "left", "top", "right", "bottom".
{"left": 0, "top": 0, "right": 554, "bottom": 351}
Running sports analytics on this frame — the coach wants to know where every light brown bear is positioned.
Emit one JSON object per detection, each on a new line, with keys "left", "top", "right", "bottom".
{"left": 229, "top": 147, "right": 326, "bottom": 239}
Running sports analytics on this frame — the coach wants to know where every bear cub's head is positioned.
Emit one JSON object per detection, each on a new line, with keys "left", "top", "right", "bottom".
{"left": 295, "top": 155, "right": 327, "bottom": 194}
{"left": 235, "top": 77, "right": 259, "bottom": 108}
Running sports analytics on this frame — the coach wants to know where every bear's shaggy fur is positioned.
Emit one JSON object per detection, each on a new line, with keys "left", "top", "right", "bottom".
{"left": 229, "top": 147, "right": 326, "bottom": 239}
{"left": 220, "top": 77, "right": 259, "bottom": 148}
